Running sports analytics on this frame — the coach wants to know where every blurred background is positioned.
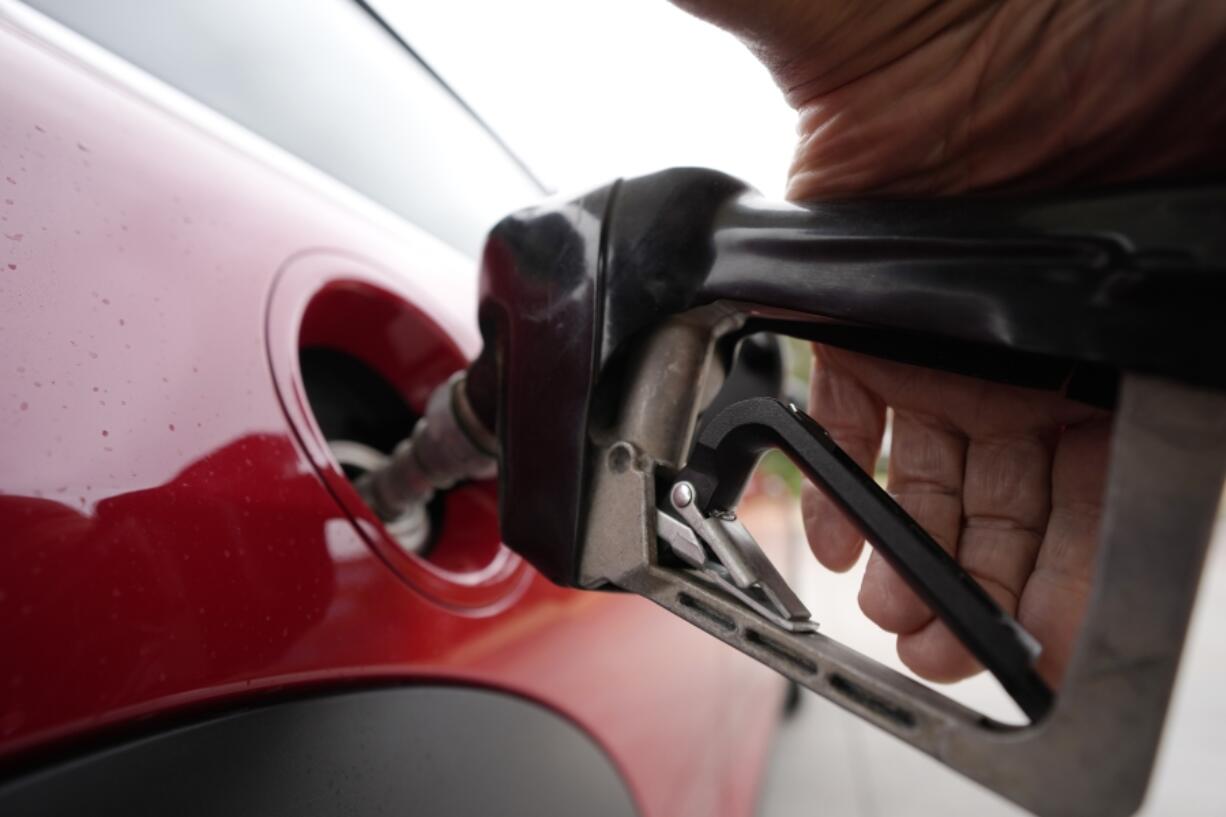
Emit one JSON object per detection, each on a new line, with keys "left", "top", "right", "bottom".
{"left": 379, "top": 3, "right": 1226, "bottom": 815}
{"left": 373, "top": 0, "right": 797, "bottom": 200}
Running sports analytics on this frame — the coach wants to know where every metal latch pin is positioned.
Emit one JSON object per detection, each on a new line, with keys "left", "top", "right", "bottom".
{"left": 658, "top": 480, "right": 818, "bottom": 634}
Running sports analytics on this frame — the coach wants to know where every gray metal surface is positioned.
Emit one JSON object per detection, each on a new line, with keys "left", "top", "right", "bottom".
{"left": 581, "top": 310, "right": 1226, "bottom": 817}
{"left": 664, "top": 484, "right": 816, "bottom": 632}
{"left": 359, "top": 371, "right": 497, "bottom": 543}
{"left": 616, "top": 305, "right": 742, "bottom": 469}
{"left": 329, "top": 439, "right": 431, "bottom": 554}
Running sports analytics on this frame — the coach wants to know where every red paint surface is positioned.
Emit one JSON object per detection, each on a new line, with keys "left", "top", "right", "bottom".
{"left": 0, "top": 18, "right": 783, "bottom": 817}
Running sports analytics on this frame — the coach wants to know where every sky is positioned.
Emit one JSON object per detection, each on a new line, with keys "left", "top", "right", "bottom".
{"left": 375, "top": 0, "right": 798, "bottom": 199}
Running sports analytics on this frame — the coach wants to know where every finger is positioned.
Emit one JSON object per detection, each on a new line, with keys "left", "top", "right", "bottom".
{"left": 898, "top": 621, "right": 982, "bottom": 683}
{"left": 802, "top": 344, "right": 886, "bottom": 572}
{"left": 895, "top": 575, "right": 1020, "bottom": 682}
{"left": 893, "top": 432, "right": 1054, "bottom": 682}
{"left": 1019, "top": 419, "right": 1111, "bottom": 685}
{"left": 957, "top": 432, "right": 1053, "bottom": 617}
{"left": 859, "top": 409, "right": 965, "bottom": 634}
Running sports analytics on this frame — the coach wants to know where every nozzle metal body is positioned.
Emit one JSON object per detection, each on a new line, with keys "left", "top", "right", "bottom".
{"left": 356, "top": 372, "right": 497, "bottom": 547}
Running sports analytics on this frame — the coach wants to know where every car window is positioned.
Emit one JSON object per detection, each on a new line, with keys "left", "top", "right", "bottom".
{"left": 25, "top": 0, "right": 544, "bottom": 258}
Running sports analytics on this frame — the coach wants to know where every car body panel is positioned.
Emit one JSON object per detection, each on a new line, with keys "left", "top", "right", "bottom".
{"left": 0, "top": 8, "right": 782, "bottom": 817}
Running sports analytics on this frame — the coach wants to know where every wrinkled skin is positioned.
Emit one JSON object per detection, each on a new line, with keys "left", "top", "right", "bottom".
{"left": 673, "top": 0, "right": 1226, "bottom": 685}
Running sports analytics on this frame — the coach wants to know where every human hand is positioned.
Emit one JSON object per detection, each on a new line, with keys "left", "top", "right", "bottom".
{"left": 801, "top": 347, "right": 1109, "bottom": 685}
{"left": 674, "top": 0, "right": 1226, "bottom": 198}
{"left": 673, "top": 0, "right": 1224, "bottom": 685}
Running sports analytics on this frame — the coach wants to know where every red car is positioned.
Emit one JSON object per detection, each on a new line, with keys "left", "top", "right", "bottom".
{"left": 0, "top": 1, "right": 786, "bottom": 814}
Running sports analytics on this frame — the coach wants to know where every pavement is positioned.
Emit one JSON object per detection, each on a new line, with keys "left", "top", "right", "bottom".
{"left": 756, "top": 505, "right": 1226, "bottom": 817}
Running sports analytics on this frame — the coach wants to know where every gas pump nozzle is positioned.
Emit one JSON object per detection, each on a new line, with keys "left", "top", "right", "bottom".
{"left": 365, "top": 168, "right": 1226, "bottom": 817}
